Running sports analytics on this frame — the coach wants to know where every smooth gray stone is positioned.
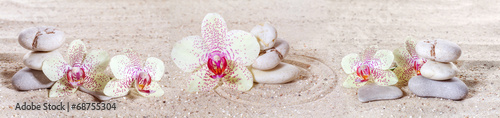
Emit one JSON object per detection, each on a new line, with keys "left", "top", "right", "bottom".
{"left": 12, "top": 67, "right": 55, "bottom": 90}
{"left": 409, "top": 76, "right": 468, "bottom": 100}
{"left": 420, "top": 60, "right": 458, "bottom": 80}
{"left": 23, "top": 51, "right": 63, "bottom": 70}
{"left": 358, "top": 84, "right": 403, "bottom": 102}
{"left": 79, "top": 87, "right": 113, "bottom": 101}
{"left": 251, "top": 62, "right": 299, "bottom": 84}
{"left": 18, "top": 26, "right": 65, "bottom": 51}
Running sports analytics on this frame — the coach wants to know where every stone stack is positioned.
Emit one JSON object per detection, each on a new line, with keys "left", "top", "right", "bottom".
{"left": 248, "top": 23, "right": 300, "bottom": 84}
{"left": 12, "top": 26, "right": 65, "bottom": 90}
{"left": 409, "top": 39, "right": 468, "bottom": 100}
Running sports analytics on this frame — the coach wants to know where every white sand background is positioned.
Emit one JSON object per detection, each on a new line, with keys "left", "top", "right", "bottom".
{"left": 1, "top": 0, "right": 499, "bottom": 117}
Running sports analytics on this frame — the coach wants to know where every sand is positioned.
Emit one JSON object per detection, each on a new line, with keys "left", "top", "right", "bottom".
{"left": 1, "top": 0, "right": 499, "bottom": 117}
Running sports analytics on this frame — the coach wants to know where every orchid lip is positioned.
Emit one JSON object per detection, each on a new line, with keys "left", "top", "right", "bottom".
{"left": 412, "top": 57, "right": 427, "bottom": 75}
{"left": 136, "top": 71, "right": 154, "bottom": 93}
{"left": 355, "top": 64, "right": 372, "bottom": 82}
{"left": 66, "top": 63, "right": 85, "bottom": 88}
{"left": 207, "top": 51, "right": 228, "bottom": 79}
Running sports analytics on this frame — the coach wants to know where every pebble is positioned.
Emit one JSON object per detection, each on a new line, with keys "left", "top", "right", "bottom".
{"left": 415, "top": 39, "right": 462, "bottom": 62}
{"left": 420, "top": 60, "right": 458, "bottom": 80}
{"left": 252, "top": 50, "right": 281, "bottom": 70}
{"left": 23, "top": 51, "right": 63, "bottom": 70}
{"left": 274, "top": 38, "right": 290, "bottom": 58}
{"left": 12, "top": 68, "right": 55, "bottom": 90}
{"left": 408, "top": 76, "right": 468, "bottom": 100}
{"left": 251, "top": 62, "right": 300, "bottom": 84}
{"left": 79, "top": 87, "right": 113, "bottom": 101}
{"left": 18, "top": 26, "right": 65, "bottom": 51}
{"left": 358, "top": 84, "right": 403, "bottom": 102}
{"left": 251, "top": 23, "right": 277, "bottom": 50}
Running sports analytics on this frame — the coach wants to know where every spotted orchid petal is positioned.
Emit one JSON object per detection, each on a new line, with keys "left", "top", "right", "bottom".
{"left": 221, "top": 61, "right": 253, "bottom": 91}
{"left": 103, "top": 78, "right": 133, "bottom": 97}
{"left": 394, "top": 66, "right": 413, "bottom": 84}
{"left": 143, "top": 57, "right": 164, "bottom": 81}
{"left": 109, "top": 55, "right": 136, "bottom": 80}
{"left": 188, "top": 65, "right": 219, "bottom": 92}
{"left": 49, "top": 77, "right": 78, "bottom": 97}
{"left": 372, "top": 70, "right": 398, "bottom": 86}
{"left": 224, "top": 30, "right": 260, "bottom": 66}
{"left": 393, "top": 47, "right": 412, "bottom": 67}
{"left": 68, "top": 40, "right": 87, "bottom": 65}
{"left": 42, "top": 57, "right": 69, "bottom": 81}
{"left": 171, "top": 36, "right": 207, "bottom": 72}
{"left": 82, "top": 50, "right": 110, "bottom": 74}
{"left": 372, "top": 50, "right": 394, "bottom": 70}
{"left": 135, "top": 81, "right": 164, "bottom": 97}
{"left": 342, "top": 74, "right": 368, "bottom": 88}
{"left": 82, "top": 72, "right": 110, "bottom": 91}
{"left": 405, "top": 38, "right": 417, "bottom": 57}
{"left": 201, "top": 13, "right": 228, "bottom": 50}
{"left": 124, "top": 48, "right": 141, "bottom": 67}
{"left": 341, "top": 53, "right": 361, "bottom": 74}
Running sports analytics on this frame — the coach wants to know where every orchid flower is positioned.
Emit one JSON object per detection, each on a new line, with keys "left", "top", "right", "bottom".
{"left": 341, "top": 46, "right": 398, "bottom": 88}
{"left": 103, "top": 49, "right": 164, "bottom": 97}
{"left": 393, "top": 39, "right": 427, "bottom": 85}
{"left": 42, "top": 40, "right": 110, "bottom": 97}
{"left": 171, "top": 13, "right": 260, "bottom": 92}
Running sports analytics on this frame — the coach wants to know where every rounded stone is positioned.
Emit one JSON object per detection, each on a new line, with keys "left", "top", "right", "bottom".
{"left": 408, "top": 76, "right": 468, "bottom": 100}
{"left": 79, "top": 87, "right": 113, "bottom": 101}
{"left": 23, "top": 51, "right": 63, "bottom": 70}
{"left": 18, "top": 26, "right": 65, "bottom": 51}
{"left": 420, "top": 60, "right": 459, "bottom": 80}
{"left": 251, "top": 62, "right": 299, "bottom": 84}
{"left": 12, "top": 67, "right": 55, "bottom": 91}
{"left": 251, "top": 23, "right": 277, "bottom": 50}
{"left": 358, "top": 84, "right": 403, "bottom": 102}
{"left": 274, "top": 38, "right": 290, "bottom": 58}
{"left": 252, "top": 50, "right": 281, "bottom": 70}
{"left": 415, "top": 39, "right": 462, "bottom": 62}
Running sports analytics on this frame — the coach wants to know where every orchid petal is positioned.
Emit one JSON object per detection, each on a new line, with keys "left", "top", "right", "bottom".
{"left": 135, "top": 82, "right": 164, "bottom": 97}
{"left": 393, "top": 47, "right": 412, "bottom": 67}
{"left": 49, "top": 77, "right": 78, "bottom": 97}
{"left": 82, "top": 50, "right": 110, "bottom": 74}
{"left": 341, "top": 53, "right": 361, "bottom": 74}
{"left": 103, "top": 79, "right": 133, "bottom": 97}
{"left": 144, "top": 57, "right": 164, "bottom": 81}
{"left": 362, "top": 45, "right": 378, "bottom": 61}
{"left": 372, "top": 70, "right": 398, "bottom": 86}
{"left": 109, "top": 55, "right": 135, "bottom": 80}
{"left": 124, "top": 48, "right": 141, "bottom": 67}
{"left": 171, "top": 36, "right": 207, "bottom": 72}
{"left": 222, "top": 62, "right": 253, "bottom": 91}
{"left": 394, "top": 66, "right": 413, "bottom": 85}
{"left": 224, "top": 30, "right": 260, "bottom": 66}
{"left": 405, "top": 38, "right": 417, "bottom": 57}
{"left": 42, "top": 57, "right": 69, "bottom": 81}
{"left": 372, "top": 50, "right": 394, "bottom": 70}
{"left": 82, "top": 72, "right": 111, "bottom": 91}
{"left": 201, "top": 13, "right": 227, "bottom": 50}
{"left": 342, "top": 74, "right": 368, "bottom": 88}
{"left": 188, "top": 65, "right": 219, "bottom": 92}
{"left": 68, "top": 40, "right": 87, "bottom": 65}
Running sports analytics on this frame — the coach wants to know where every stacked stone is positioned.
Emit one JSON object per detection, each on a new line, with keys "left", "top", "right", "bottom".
{"left": 12, "top": 26, "right": 65, "bottom": 90}
{"left": 409, "top": 39, "right": 468, "bottom": 100}
{"left": 248, "top": 23, "right": 300, "bottom": 84}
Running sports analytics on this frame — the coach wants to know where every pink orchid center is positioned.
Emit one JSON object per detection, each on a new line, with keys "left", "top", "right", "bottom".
{"left": 412, "top": 57, "right": 427, "bottom": 75}
{"left": 66, "top": 64, "right": 85, "bottom": 88}
{"left": 136, "top": 72, "right": 153, "bottom": 93}
{"left": 355, "top": 64, "right": 372, "bottom": 82}
{"left": 207, "top": 51, "right": 227, "bottom": 79}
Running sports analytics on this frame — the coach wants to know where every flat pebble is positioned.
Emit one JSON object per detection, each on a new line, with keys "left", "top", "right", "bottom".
{"left": 18, "top": 26, "right": 65, "bottom": 51}
{"left": 252, "top": 50, "right": 281, "bottom": 70}
{"left": 251, "top": 23, "right": 277, "bottom": 50}
{"left": 409, "top": 76, "right": 468, "bottom": 100}
{"left": 23, "top": 51, "right": 63, "bottom": 70}
{"left": 12, "top": 67, "right": 55, "bottom": 90}
{"left": 251, "top": 62, "right": 299, "bottom": 84}
{"left": 420, "top": 60, "right": 458, "bottom": 80}
{"left": 79, "top": 87, "right": 113, "bottom": 101}
{"left": 358, "top": 84, "right": 403, "bottom": 102}
{"left": 415, "top": 39, "right": 462, "bottom": 62}
{"left": 274, "top": 38, "right": 290, "bottom": 58}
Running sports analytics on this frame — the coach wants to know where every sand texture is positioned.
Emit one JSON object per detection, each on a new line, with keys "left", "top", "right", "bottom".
{"left": 1, "top": 0, "right": 499, "bottom": 117}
